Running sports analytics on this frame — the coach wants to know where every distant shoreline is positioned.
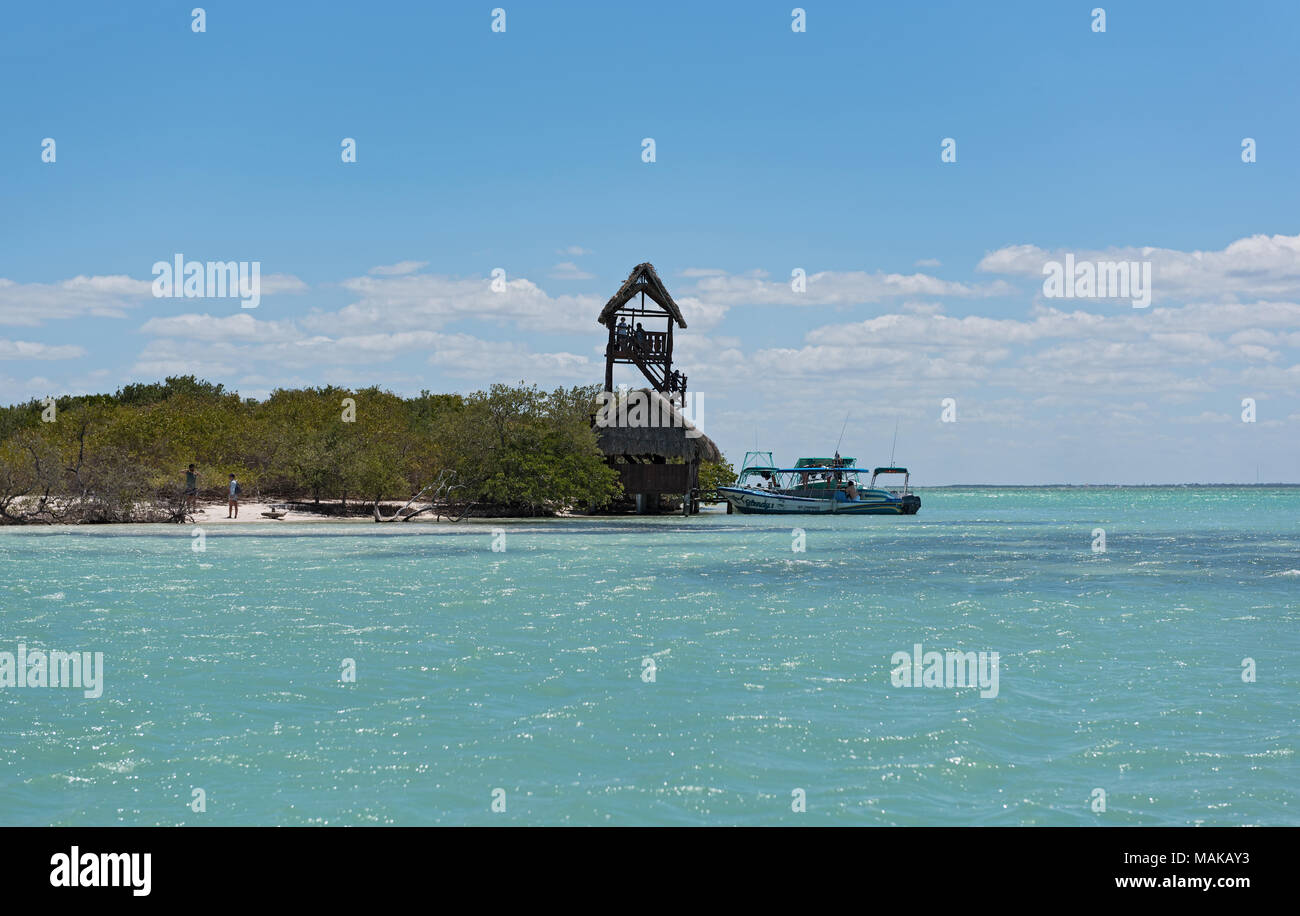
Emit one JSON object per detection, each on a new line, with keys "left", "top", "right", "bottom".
{"left": 918, "top": 482, "right": 1300, "bottom": 488}
{"left": 3, "top": 484, "right": 1298, "bottom": 529}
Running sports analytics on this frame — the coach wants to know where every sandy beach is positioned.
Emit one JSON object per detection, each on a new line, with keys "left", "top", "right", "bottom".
{"left": 188, "top": 500, "right": 452, "bottom": 525}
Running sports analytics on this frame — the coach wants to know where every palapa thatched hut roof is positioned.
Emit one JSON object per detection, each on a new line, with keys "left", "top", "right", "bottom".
{"left": 595, "top": 388, "right": 722, "bottom": 463}
{"left": 598, "top": 262, "right": 687, "bottom": 329}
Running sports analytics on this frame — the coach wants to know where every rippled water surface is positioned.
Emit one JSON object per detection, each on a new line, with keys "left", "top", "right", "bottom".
{"left": 1, "top": 487, "right": 1296, "bottom": 825}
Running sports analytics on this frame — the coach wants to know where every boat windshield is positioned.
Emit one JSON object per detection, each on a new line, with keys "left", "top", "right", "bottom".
{"left": 868, "top": 467, "right": 910, "bottom": 495}
{"left": 736, "top": 466, "right": 783, "bottom": 488}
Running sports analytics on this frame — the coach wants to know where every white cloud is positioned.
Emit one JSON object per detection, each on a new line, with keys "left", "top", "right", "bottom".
{"left": 427, "top": 334, "right": 591, "bottom": 378}
{"left": 0, "top": 275, "right": 152, "bottom": 326}
{"left": 978, "top": 232, "right": 1300, "bottom": 304}
{"left": 680, "top": 295, "right": 1300, "bottom": 413}
{"left": 685, "top": 269, "right": 1009, "bottom": 308}
{"left": 651, "top": 268, "right": 1012, "bottom": 333}
{"left": 134, "top": 313, "right": 592, "bottom": 384}
{"left": 323, "top": 272, "right": 601, "bottom": 334}
{"left": 139, "top": 313, "right": 298, "bottom": 343}
{"left": 672, "top": 295, "right": 730, "bottom": 331}
{"left": 0, "top": 271, "right": 306, "bottom": 329}
{"left": 0, "top": 339, "right": 86, "bottom": 360}
{"left": 548, "top": 261, "right": 596, "bottom": 280}
{"left": 259, "top": 273, "right": 310, "bottom": 295}
{"left": 368, "top": 260, "right": 429, "bottom": 276}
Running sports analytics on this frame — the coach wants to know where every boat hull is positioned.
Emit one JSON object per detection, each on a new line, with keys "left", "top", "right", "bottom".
{"left": 717, "top": 487, "right": 920, "bottom": 515}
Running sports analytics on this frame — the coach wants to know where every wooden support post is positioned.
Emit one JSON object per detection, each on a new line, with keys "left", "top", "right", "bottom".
{"left": 666, "top": 319, "right": 673, "bottom": 395}
{"left": 604, "top": 325, "right": 614, "bottom": 392}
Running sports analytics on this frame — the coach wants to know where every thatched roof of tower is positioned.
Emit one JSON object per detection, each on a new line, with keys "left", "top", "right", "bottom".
{"left": 598, "top": 262, "right": 687, "bottom": 329}
{"left": 594, "top": 388, "right": 722, "bottom": 463}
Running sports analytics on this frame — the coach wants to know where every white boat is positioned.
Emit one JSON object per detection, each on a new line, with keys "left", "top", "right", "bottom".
{"left": 716, "top": 451, "right": 920, "bottom": 515}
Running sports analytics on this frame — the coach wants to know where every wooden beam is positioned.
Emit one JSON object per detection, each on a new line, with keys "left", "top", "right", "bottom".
{"left": 604, "top": 325, "right": 614, "bottom": 392}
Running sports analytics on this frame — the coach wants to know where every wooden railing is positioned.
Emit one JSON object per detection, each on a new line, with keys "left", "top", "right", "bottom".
{"left": 610, "top": 330, "right": 668, "bottom": 358}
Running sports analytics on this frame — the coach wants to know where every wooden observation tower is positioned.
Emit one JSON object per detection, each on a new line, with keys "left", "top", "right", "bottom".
{"left": 598, "top": 262, "right": 688, "bottom": 401}
{"left": 594, "top": 263, "right": 718, "bottom": 514}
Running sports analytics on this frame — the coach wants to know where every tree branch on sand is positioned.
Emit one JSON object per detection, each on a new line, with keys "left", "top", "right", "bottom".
{"left": 373, "top": 470, "right": 473, "bottom": 522}
{"left": 159, "top": 485, "right": 196, "bottom": 523}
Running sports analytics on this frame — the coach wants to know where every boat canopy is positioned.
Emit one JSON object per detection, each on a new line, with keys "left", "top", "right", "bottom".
{"left": 771, "top": 467, "right": 871, "bottom": 474}
{"left": 794, "top": 457, "right": 855, "bottom": 468}
{"left": 872, "top": 467, "right": 909, "bottom": 475}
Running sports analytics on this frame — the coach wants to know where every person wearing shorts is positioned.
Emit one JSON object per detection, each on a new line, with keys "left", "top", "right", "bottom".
{"left": 227, "top": 473, "right": 240, "bottom": 518}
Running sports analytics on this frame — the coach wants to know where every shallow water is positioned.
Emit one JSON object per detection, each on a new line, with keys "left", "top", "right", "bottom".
{"left": 1, "top": 487, "right": 1296, "bottom": 825}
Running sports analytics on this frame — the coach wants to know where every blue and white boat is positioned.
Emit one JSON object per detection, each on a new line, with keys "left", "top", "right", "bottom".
{"left": 717, "top": 451, "right": 921, "bottom": 515}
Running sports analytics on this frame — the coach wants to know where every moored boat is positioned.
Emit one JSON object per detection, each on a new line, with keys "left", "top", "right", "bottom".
{"left": 717, "top": 451, "right": 921, "bottom": 515}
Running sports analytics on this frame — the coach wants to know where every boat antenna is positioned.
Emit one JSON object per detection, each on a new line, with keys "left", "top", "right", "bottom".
{"left": 888, "top": 417, "right": 899, "bottom": 467}
{"left": 834, "top": 412, "right": 849, "bottom": 458}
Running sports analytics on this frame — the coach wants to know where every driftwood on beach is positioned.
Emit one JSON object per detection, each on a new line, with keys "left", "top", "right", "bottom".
{"left": 372, "top": 470, "right": 473, "bottom": 522}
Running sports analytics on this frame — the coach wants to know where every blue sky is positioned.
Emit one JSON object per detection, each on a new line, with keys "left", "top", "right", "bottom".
{"left": 2, "top": 1, "right": 1298, "bottom": 483}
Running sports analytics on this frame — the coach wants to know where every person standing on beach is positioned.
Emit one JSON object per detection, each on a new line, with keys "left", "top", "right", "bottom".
{"left": 227, "top": 473, "right": 241, "bottom": 518}
{"left": 184, "top": 464, "right": 198, "bottom": 510}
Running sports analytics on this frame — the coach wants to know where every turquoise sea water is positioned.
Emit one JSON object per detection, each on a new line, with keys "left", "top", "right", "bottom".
{"left": 1, "top": 487, "right": 1296, "bottom": 826}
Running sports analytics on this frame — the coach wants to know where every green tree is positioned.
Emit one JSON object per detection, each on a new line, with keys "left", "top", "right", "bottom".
{"left": 697, "top": 458, "right": 736, "bottom": 492}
